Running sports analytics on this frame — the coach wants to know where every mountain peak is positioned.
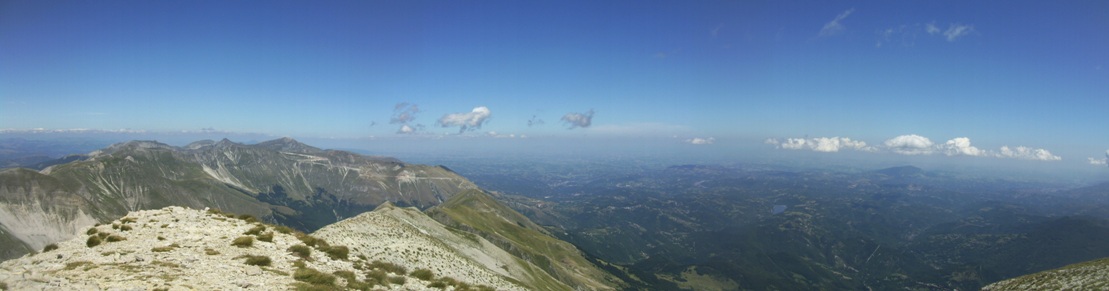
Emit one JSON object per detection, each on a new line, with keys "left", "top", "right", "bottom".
{"left": 255, "top": 137, "right": 319, "bottom": 153}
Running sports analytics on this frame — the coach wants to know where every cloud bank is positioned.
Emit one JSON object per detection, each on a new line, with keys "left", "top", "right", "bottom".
{"left": 561, "top": 110, "right": 594, "bottom": 129}
{"left": 769, "top": 134, "right": 1062, "bottom": 161}
{"left": 437, "top": 106, "right": 492, "bottom": 133}
{"left": 766, "top": 137, "right": 873, "bottom": 152}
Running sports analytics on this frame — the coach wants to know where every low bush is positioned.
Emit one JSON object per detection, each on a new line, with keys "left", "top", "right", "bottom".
{"left": 387, "top": 276, "right": 406, "bottom": 285}
{"left": 86, "top": 228, "right": 98, "bottom": 235}
{"left": 43, "top": 244, "right": 59, "bottom": 252}
{"left": 205, "top": 248, "right": 220, "bottom": 255}
{"left": 237, "top": 214, "right": 259, "bottom": 223}
{"left": 288, "top": 244, "right": 312, "bottom": 259}
{"left": 105, "top": 235, "right": 126, "bottom": 242}
{"left": 86, "top": 236, "right": 102, "bottom": 247}
{"left": 244, "top": 225, "right": 266, "bottom": 236}
{"left": 119, "top": 224, "right": 133, "bottom": 231}
{"left": 274, "top": 225, "right": 294, "bottom": 234}
{"left": 321, "top": 245, "right": 349, "bottom": 260}
{"left": 257, "top": 232, "right": 274, "bottom": 242}
{"left": 243, "top": 255, "right": 272, "bottom": 266}
{"left": 410, "top": 268, "right": 434, "bottom": 281}
{"left": 232, "top": 236, "right": 254, "bottom": 248}
{"left": 293, "top": 267, "right": 337, "bottom": 286}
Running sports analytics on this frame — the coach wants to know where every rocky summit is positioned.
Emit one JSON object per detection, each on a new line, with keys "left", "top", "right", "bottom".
{"left": 0, "top": 206, "right": 522, "bottom": 290}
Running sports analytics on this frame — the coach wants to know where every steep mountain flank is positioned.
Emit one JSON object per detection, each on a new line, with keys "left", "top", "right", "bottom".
{"left": 427, "top": 189, "right": 626, "bottom": 290}
{"left": 314, "top": 202, "right": 569, "bottom": 290}
{"left": 0, "top": 138, "right": 477, "bottom": 261}
{"left": 984, "top": 257, "right": 1109, "bottom": 290}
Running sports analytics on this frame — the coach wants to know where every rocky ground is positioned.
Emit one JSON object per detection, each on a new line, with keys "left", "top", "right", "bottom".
{"left": 0, "top": 206, "right": 500, "bottom": 290}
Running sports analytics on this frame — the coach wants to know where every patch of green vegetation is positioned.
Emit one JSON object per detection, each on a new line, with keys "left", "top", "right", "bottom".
{"left": 410, "top": 268, "right": 434, "bottom": 281}
{"left": 244, "top": 225, "right": 266, "bottom": 236}
{"left": 42, "top": 244, "right": 59, "bottom": 252}
{"left": 152, "top": 260, "right": 181, "bottom": 268}
{"left": 288, "top": 244, "right": 312, "bottom": 259}
{"left": 238, "top": 214, "right": 259, "bottom": 223}
{"left": 257, "top": 232, "right": 274, "bottom": 243}
{"left": 232, "top": 236, "right": 254, "bottom": 248}
{"left": 86, "top": 236, "right": 102, "bottom": 247}
{"left": 387, "top": 276, "right": 406, "bottom": 285}
{"left": 151, "top": 245, "right": 176, "bottom": 252}
{"left": 97, "top": 232, "right": 109, "bottom": 239}
{"left": 295, "top": 233, "right": 326, "bottom": 248}
{"left": 368, "top": 260, "right": 407, "bottom": 275}
{"left": 275, "top": 225, "right": 294, "bottom": 234}
{"left": 242, "top": 255, "right": 272, "bottom": 266}
{"left": 105, "top": 235, "right": 126, "bottom": 242}
{"left": 119, "top": 224, "right": 132, "bottom": 231}
{"left": 120, "top": 217, "right": 137, "bottom": 224}
{"left": 63, "top": 261, "right": 94, "bottom": 271}
{"left": 320, "top": 245, "right": 348, "bottom": 260}
{"left": 205, "top": 248, "right": 220, "bottom": 255}
{"left": 86, "top": 227, "right": 98, "bottom": 235}
{"left": 294, "top": 267, "right": 337, "bottom": 286}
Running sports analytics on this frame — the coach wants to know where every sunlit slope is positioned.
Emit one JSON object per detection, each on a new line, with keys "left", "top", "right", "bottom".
{"left": 0, "top": 138, "right": 477, "bottom": 261}
{"left": 984, "top": 257, "right": 1109, "bottom": 290}
{"left": 314, "top": 202, "right": 569, "bottom": 291}
{"left": 427, "top": 189, "right": 626, "bottom": 290}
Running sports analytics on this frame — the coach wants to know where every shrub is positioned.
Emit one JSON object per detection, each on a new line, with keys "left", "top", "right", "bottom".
{"left": 157, "top": 236, "right": 165, "bottom": 241}
{"left": 410, "top": 268, "right": 434, "bottom": 281}
{"left": 97, "top": 232, "right": 109, "bottom": 239}
{"left": 243, "top": 255, "right": 272, "bottom": 266}
{"left": 161, "top": 224, "right": 169, "bottom": 228}
{"left": 387, "top": 276, "right": 406, "bottom": 285}
{"left": 64, "top": 261, "right": 94, "bottom": 271}
{"left": 428, "top": 281, "right": 448, "bottom": 289}
{"left": 370, "top": 260, "right": 407, "bottom": 275}
{"left": 321, "top": 245, "right": 349, "bottom": 260}
{"left": 333, "top": 270, "right": 356, "bottom": 281}
{"left": 86, "top": 227, "right": 98, "bottom": 235}
{"left": 205, "top": 248, "right": 220, "bottom": 255}
{"left": 111, "top": 224, "right": 119, "bottom": 229}
{"left": 119, "top": 224, "right": 133, "bottom": 231}
{"left": 288, "top": 244, "right": 312, "bottom": 259}
{"left": 292, "top": 259, "right": 307, "bottom": 269}
{"left": 296, "top": 233, "right": 325, "bottom": 248}
{"left": 120, "top": 217, "right": 137, "bottom": 224}
{"left": 86, "top": 235, "right": 102, "bottom": 247}
{"left": 366, "top": 269, "right": 387, "bottom": 283}
{"left": 237, "top": 214, "right": 259, "bottom": 223}
{"left": 257, "top": 232, "right": 274, "bottom": 242}
{"left": 274, "top": 225, "right": 294, "bottom": 234}
{"left": 294, "top": 267, "right": 337, "bottom": 286}
{"left": 244, "top": 225, "right": 266, "bottom": 236}
{"left": 152, "top": 246, "right": 175, "bottom": 252}
{"left": 232, "top": 236, "right": 254, "bottom": 248}
{"left": 105, "top": 235, "right": 126, "bottom": 242}
{"left": 43, "top": 244, "right": 59, "bottom": 252}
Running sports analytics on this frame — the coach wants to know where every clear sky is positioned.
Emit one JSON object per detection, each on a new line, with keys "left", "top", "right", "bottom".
{"left": 2, "top": 1, "right": 1108, "bottom": 173}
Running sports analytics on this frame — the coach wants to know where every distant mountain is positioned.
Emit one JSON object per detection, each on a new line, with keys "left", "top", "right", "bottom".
{"left": 0, "top": 138, "right": 477, "bottom": 261}
{"left": 873, "top": 165, "right": 924, "bottom": 178}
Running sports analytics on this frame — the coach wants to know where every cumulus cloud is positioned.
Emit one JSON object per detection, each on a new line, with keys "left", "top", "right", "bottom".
{"left": 437, "top": 106, "right": 492, "bottom": 133}
{"left": 940, "top": 137, "right": 987, "bottom": 156}
{"left": 997, "top": 146, "right": 1061, "bottom": 161}
{"left": 561, "top": 110, "right": 594, "bottom": 129}
{"left": 767, "top": 137, "right": 873, "bottom": 152}
{"left": 884, "top": 134, "right": 935, "bottom": 155}
{"left": 925, "top": 22, "right": 941, "bottom": 35}
{"left": 390, "top": 102, "right": 422, "bottom": 134}
{"left": 1091, "top": 150, "right": 1109, "bottom": 166}
{"left": 819, "top": 8, "right": 855, "bottom": 37}
{"left": 686, "top": 137, "right": 715, "bottom": 145}
{"left": 391, "top": 102, "right": 420, "bottom": 124}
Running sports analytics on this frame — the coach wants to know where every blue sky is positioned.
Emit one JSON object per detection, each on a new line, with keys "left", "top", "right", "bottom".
{"left": 2, "top": 1, "right": 1108, "bottom": 171}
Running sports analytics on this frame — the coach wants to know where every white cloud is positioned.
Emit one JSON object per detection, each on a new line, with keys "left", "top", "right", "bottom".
{"left": 925, "top": 22, "right": 941, "bottom": 35}
{"left": 686, "top": 137, "right": 715, "bottom": 145}
{"left": 819, "top": 8, "right": 855, "bottom": 37}
{"left": 943, "top": 23, "right": 974, "bottom": 42}
{"left": 561, "top": 110, "right": 594, "bottom": 129}
{"left": 1088, "top": 157, "right": 1107, "bottom": 166}
{"left": 437, "top": 106, "right": 492, "bottom": 133}
{"left": 768, "top": 137, "right": 873, "bottom": 152}
{"left": 397, "top": 124, "right": 416, "bottom": 134}
{"left": 770, "top": 134, "right": 1063, "bottom": 162}
{"left": 884, "top": 134, "right": 935, "bottom": 155}
{"left": 940, "top": 137, "right": 987, "bottom": 156}
{"left": 997, "top": 146, "right": 1061, "bottom": 161}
